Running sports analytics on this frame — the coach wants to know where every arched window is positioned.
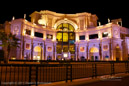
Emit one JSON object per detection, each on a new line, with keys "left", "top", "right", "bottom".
{"left": 56, "top": 23, "right": 75, "bottom": 54}
{"left": 90, "top": 47, "right": 99, "bottom": 53}
{"left": 33, "top": 46, "right": 42, "bottom": 60}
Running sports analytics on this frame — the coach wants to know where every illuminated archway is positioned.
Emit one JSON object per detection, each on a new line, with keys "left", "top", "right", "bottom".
{"left": 56, "top": 23, "right": 75, "bottom": 60}
{"left": 33, "top": 46, "right": 42, "bottom": 60}
{"left": 90, "top": 47, "right": 99, "bottom": 53}
{"left": 54, "top": 19, "right": 78, "bottom": 30}
{"left": 116, "top": 45, "right": 121, "bottom": 61}
{"left": 89, "top": 47, "right": 99, "bottom": 61}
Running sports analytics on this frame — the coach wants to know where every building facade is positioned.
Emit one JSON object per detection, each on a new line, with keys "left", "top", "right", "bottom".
{"left": 4, "top": 10, "right": 129, "bottom": 61}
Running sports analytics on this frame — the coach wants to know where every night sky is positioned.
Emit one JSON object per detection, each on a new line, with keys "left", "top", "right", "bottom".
{"left": 0, "top": 2, "right": 129, "bottom": 28}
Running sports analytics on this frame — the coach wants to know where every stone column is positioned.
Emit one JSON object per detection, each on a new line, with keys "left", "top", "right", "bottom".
{"left": 22, "top": 36, "right": 25, "bottom": 59}
{"left": 75, "top": 44, "right": 78, "bottom": 61}
{"left": 54, "top": 44, "right": 56, "bottom": 60}
{"left": 44, "top": 41, "right": 46, "bottom": 60}
{"left": 53, "top": 42, "right": 56, "bottom": 60}
{"left": 31, "top": 38, "right": 34, "bottom": 60}
{"left": 87, "top": 43, "right": 89, "bottom": 61}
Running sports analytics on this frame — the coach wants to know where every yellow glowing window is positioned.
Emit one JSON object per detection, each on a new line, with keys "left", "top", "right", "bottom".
{"left": 56, "top": 33, "right": 68, "bottom": 42}
{"left": 63, "top": 23, "right": 68, "bottom": 28}
{"left": 63, "top": 33, "right": 68, "bottom": 42}
{"left": 57, "top": 23, "right": 74, "bottom": 31}
{"left": 69, "top": 25, "right": 74, "bottom": 31}
{"left": 57, "top": 24, "right": 63, "bottom": 30}
{"left": 69, "top": 33, "right": 75, "bottom": 40}
{"left": 56, "top": 33, "right": 62, "bottom": 41}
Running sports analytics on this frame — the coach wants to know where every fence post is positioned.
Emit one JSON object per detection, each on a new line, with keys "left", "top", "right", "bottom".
{"left": 66, "top": 64, "right": 68, "bottom": 82}
{"left": 66, "top": 64, "right": 72, "bottom": 82}
{"left": 125, "top": 61, "right": 129, "bottom": 73}
{"left": 29, "top": 66, "right": 31, "bottom": 86}
{"left": 0, "top": 66, "right": 1, "bottom": 86}
{"left": 92, "top": 64, "right": 97, "bottom": 78}
{"left": 70, "top": 64, "right": 72, "bottom": 82}
{"left": 36, "top": 66, "right": 38, "bottom": 86}
{"left": 111, "top": 62, "right": 115, "bottom": 76}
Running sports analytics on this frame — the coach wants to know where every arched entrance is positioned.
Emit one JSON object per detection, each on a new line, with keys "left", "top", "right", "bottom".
{"left": 33, "top": 46, "right": 42, "bottom": 60}
{"left": 56, "top": 23, "right": 75, "bottom": 60}
{"left": 116, "top": 45, "right": 121, "bottom": 61}
{"left": 89, "top": 47, "right": 99, "bottom": 61}
{"left": 80, "top": 56, "right": 85, "bottom": 61}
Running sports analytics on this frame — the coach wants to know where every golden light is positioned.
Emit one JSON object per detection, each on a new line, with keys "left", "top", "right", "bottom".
{"left": 31, "top": 29, "right": 34, "bottom": 38}
{"left": 52, "top": 37, "right": 56, "bottom": 42}
{"left": 76, "top": 34, "right": 79, "bottom": 42}
{"left": 11, "top": 57, "right": 16, "bottom": 60}
{"left": 99, "top": 32, "right": 102, "bottom": 39}
{"left": 38, "top": 19, "right": 45, "bottom": 25}
{"left": 64, "top": 53, "right": 68, "bottom": 58}
{"left": 64, "top": 18, "right": 67, "bottom": 21}
{"left": 86, "top": 38, "right": 89, "bottom": 41}
{"left": 22, "top": 29, "right": 26, "bottom": 36}
{"left": 90, "top": 47, "right": 99, "bottom": 53}
{"left": 33, "top": 56, "right": 36, "bottom": 60}
{"left": 34, "top": 46, "right": 41, "bottom": 52}
{"left": 37, "top": 56, "right": 40, "bottom": 60}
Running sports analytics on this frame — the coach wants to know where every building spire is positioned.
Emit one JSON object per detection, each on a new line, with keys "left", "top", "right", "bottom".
{"left": 108, "top": 18, "right": 110, "bottom": 23}
{"left": 24, "top": 14, "right": 26, "bottom": 19}
{"left": 98, "top": 22, "right": 101, "bottom": 26}
{"left": 12, "top": 16, "right": 15, "bottom": 20}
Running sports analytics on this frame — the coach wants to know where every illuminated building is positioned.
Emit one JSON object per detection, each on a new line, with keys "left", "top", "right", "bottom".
{"left": 3, "top": 10, "right": 129, "bottom": 61}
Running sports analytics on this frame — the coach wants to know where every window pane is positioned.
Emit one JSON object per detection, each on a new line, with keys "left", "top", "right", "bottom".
{"left": 47, "top": 34, "right": 53, "bottom": 39}
{"left": 56, "top": 45, "right": 62, "bottom": 54}
{"left": 63, "top": 46, "right": 68, "bottom": 52}
{"left": 79, "top": 35, "right": 85, "bottom": 40}
{"left": 35, "top": 32, "right": 43, "bottom": 38}
{"left": 69, "top": 45, "right": 75, "bottom": 54}
{"left": 89, "top": 34, "right": 98, "bottom": 39}
{"left": 69, "top": 40, "right": 75, "bottom": 44}
{"left": 57, "top": 24, "right": 63, "bottom": 30}
{"left": 69, "top": 33, "right": 75, "bottom": 40}
{"left": 56, "top": 33, "right": 62, "bottom": 42}
{"left": 63, "top": 33, "right": 68, "bottom": 42}
{"left": 69, "top": 24, "right": 74, "bottom": 31}
{"left": 56, "top": 23, "right": 75, "bottom": 54}
{"left": 102, "top": 32, "right": 108, "bottom": 37}
{"left": 63, "top": 23, "right": 68, "bottom": 28}
{"left": 26, "top": 29, "right": 31, "bottom": 35}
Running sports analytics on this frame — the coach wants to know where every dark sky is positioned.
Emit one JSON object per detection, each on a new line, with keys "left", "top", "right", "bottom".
{"left": 0, "top": 2, "right": 129, "bottom": 28}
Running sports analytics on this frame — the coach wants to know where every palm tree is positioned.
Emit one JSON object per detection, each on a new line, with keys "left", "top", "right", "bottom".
{"left": 0, "top": 31, "right": 20, "bottom": 63}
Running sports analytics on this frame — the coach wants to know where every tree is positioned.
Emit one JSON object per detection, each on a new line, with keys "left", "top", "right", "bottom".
{"left": 0, "top": 31, "right": 20, "bottom": 63}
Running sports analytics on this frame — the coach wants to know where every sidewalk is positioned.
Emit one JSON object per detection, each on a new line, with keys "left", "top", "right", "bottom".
{"left": 38, "top": 73, "right": 129, "bottom": 86}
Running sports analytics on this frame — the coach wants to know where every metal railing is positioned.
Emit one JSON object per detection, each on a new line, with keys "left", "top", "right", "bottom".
{"left": 0, "top": 61, "right": 129, "bottom": 86}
